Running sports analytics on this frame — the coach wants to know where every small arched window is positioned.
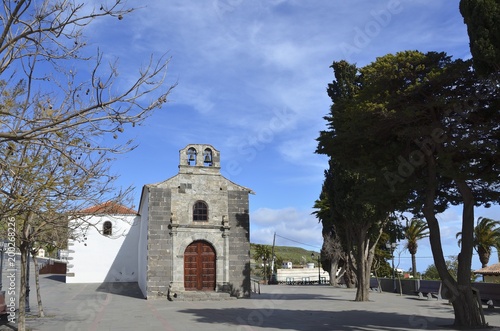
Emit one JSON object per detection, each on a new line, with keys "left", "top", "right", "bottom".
{"left": 103, "top": 221, "right": 112, "bottom": 236}
{"left": 193, "top": 201, "right": 208, "bottom": 221}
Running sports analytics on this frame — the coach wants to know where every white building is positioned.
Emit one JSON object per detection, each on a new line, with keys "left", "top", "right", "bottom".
{"left": 276, "top": 265, "right": 330, "bottom": 284}
{"left": 66, "top": 202, "right": 140, "bottom": 283}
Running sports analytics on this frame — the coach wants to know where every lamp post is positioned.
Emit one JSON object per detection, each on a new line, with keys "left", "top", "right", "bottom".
{"left": 311, "top": 253, "right": 321, "bottom": 285}
{"left": 386, "top": 242, "right": 397, "bottom": 292}
{"left": 0, "top": 240, "right": 8, "bottom": 291}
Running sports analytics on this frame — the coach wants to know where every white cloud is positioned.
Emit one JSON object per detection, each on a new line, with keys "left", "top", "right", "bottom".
{"left": 251, "top": 207, "right": 322, "bottom": 250}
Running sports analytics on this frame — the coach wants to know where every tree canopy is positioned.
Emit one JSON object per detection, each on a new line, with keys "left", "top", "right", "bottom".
{"left": 317, "top": 50, "right": 499, "bottom": 327}
{"left": 460, "top": 0, "right": 500, "bottom": 76}
{"left": 316, "top": 61, "right": 399, "bottom": 301}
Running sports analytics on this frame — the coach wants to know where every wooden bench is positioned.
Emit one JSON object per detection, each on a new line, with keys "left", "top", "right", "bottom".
{"left": 370, "top": 278, "right": 381, "bottom": 292}
{"left": 416, "top": 280, "right": 442, "bottom": 300}
{"left": 472, "top": 283, "right": 500, "bottom": 309}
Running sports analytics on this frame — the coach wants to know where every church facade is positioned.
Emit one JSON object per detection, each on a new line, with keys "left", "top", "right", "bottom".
{"left": 67, "top": 144, "right": 253, "bottom": 300}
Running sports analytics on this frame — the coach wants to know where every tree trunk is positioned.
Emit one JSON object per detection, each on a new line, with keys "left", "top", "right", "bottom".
{"left": 18, "top": 243, "right": 27, "bottom": 331}
{"left": 31, "top": 252, "right": 45, "bottom": 317}
{"left": 354, "top": 230, "right": 370, "bottom": 301}
{"left": 451, "top": 180, "right": 485, "bottom": 327}
{"left": 477, "top": 246, "right": 489, "bottom": 268}
{"left": 329, "top": 259, "right": 339, "bottom": 286}
{"left": 344, "top": 233, "right": 357, "bottom": 289}
{"left": 423, "top": 160, "right": 485, "bottom": 327}
{"left": 411, "top": 253, "right": 417, "bottom": 278}
{"left": 343, "top": 266, "right": 357, "bottom": 288}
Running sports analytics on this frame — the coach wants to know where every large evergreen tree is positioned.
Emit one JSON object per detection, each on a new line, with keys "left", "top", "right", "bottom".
{"left": 460, "top": 0, "right": 500, "bottom": 76}
{"left": 318, "top": 50, "right": 499, "bottom": 327}
{"left": 316, "top": 62, "right": 395, "bottom": 301}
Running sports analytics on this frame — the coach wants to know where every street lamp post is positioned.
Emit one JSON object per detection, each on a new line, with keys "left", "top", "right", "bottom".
{"left": 311, "top": 253, "right": 321, "bottom": 285}
{"left": 386, "top": 242, "right": 397, "bottom": 292}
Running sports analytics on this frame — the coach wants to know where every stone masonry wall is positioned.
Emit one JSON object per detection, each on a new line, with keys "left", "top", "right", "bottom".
{"left": 227, "top": 190, "right": 251, "bottom": 297}
{"left": 147, "top": 187, "right": 172, "bottom": 298}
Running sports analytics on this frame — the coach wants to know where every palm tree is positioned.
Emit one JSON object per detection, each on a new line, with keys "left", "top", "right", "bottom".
{"left": 404, "top": 218, "right": 429, "bottom": 278}
{"left": 253, "top": 244, "right": 272, "bottom": 281}
{"left": 457, "top": 217, "right": 500, "bottom": 268}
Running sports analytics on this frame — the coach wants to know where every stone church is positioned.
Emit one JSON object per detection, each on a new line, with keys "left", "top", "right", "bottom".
{"left": 67, "top": 144, "right": 254, "bottom": 300}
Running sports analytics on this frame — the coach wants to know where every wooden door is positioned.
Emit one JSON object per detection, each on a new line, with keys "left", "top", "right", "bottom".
{"left": 184, "top": 241, "right": 216, "bottom": 291}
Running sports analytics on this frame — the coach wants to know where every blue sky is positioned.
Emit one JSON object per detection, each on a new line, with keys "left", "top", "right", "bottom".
{"left": 83, "top": 0, "right": 498, "bottom": 273}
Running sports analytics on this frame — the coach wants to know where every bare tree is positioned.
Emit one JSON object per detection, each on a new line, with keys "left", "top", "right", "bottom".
{"left": 0, "top": 1, "right": 176, "bottom": 330}
{"left": 0, "top": 133, "right": 136, "bottom": 330}
{"left": 320, "top": 226, "right": 344, "bottom": 286}
{"left": 0, "top": 0, "right": 174, "bottom": 144}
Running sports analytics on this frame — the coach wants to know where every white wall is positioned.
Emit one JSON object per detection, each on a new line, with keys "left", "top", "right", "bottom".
{"left": 277, "top": 267, "right": 330, "bottom": 283}
{"left": 66, "top": 214, "right": 140, "bottom": 283}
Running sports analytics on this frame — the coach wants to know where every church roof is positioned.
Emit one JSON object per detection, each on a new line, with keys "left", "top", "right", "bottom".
{"left": 145, "top": 173, "right": 254, "bottom": 194}
{"left": 78, "top": 201, "right": 138, "bottom": 215}
{"left": 474, "top": 263, "right": 500, "bottom": 275}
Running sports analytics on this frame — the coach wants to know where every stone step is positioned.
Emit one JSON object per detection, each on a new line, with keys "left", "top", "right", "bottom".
{"left": 173, "top": 291, "right": 236, "bottom": 301}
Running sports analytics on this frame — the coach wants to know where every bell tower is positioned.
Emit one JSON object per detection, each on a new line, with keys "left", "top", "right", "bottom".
{"left": 178, "top": 144, "right": 221, "bottom": 174}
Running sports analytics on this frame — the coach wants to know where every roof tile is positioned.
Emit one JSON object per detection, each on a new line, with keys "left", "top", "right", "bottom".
{"left": 79, "top": 201, "right": 137, "bottom": 215}
{"left": 474, "top": 263, "right": 500, "bottom": 275}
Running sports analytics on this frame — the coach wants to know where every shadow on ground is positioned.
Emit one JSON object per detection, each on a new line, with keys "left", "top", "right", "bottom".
{"left": 95, "top": 282, "right": 144, "bottom": 299}
{"left": 177, "top": 307, "right": 456, "bottom": 331}
{"left": 43, "top": 274, "right": 65, "bottom": 283}
{"left": 0, "top": 319, "right": 16, "bottom": 331}
{"left": 254, "top": 291, "right": 353, "bottom": 302}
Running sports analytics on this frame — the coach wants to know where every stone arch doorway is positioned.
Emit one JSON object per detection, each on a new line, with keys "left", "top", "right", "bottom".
{"left": 184, "top": 240, "right": 216, "bottom": 291}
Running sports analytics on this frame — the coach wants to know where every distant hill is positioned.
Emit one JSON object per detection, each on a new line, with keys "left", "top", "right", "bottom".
{"left": 250, "top": 243, "right": 319, "bottom": 266}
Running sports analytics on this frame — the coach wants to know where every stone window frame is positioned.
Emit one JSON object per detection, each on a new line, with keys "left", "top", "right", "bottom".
{"left": 193, "top": 200, "right": 208, "bottom": 222}
{"left": 103, "top": 220, "right": 112, "bottom": 236}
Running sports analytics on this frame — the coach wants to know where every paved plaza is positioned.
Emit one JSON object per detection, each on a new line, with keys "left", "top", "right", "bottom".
{"left": 2, "top": 272, "right": 500, "bottom": 331}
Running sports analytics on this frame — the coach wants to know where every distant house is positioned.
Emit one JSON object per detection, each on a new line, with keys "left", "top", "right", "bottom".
{"left": 67, "top": 144, "right": 254, "bottom": 300}
{"left": 474, "top": 263, "right": 500, "bottom": 283}
{"left": 282, "top": 261, "right": 293, "bottom": 269}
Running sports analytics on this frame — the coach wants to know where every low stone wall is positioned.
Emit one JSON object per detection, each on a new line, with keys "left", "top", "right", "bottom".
{"left": 376, "top": 277, "right": 420, "bottom": 295}
{"left": 374, "top": 278, "right": 500, "bottom": 303}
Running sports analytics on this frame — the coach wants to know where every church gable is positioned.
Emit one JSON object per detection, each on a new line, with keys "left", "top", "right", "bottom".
{"left": 139, "top": 144, "right": 253, "bottom": 299}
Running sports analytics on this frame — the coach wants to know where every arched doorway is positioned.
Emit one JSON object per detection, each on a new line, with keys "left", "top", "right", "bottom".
{"left": 184, "top": 240, "right": 216, "bottom": 291}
